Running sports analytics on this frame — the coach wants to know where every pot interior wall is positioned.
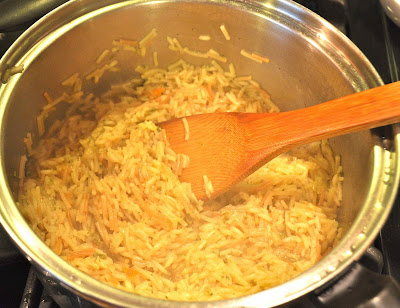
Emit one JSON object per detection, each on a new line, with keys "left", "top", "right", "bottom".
{"left": 3, "top": 0, "right": 374, "bottom": 253}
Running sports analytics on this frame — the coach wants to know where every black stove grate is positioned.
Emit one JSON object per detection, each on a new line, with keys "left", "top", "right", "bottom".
{"left": 1, "top": 0, "right": 400, "bottom": 307}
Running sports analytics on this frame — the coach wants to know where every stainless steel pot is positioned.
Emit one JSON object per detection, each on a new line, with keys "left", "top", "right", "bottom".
{"left": 0, "top": 0, "right": 399, "bottom": 307}
{"left": 381, "top": 0, "right": 400, "bottom": 27}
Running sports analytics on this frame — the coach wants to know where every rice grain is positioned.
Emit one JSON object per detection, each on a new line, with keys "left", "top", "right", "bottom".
{"left": 220, "top": 24, "right": 231, "bottom": 40}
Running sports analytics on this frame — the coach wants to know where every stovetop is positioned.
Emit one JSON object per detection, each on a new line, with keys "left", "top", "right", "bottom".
{"left": 1, "top": 0, "right": 400, "bottom": 307}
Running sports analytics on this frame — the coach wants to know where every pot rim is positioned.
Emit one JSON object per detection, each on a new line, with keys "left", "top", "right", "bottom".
{"left": 0, "top": 0, "right": 399, "bottom": 307}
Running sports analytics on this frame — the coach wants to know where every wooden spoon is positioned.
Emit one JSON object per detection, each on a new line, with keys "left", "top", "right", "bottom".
{"left": 159, "top": 81, "right": 400, "bottom": 201}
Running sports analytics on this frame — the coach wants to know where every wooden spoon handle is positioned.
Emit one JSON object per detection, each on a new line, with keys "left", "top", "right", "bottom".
{"left": 245, "top": 81, "right": 400, "bottom": 158}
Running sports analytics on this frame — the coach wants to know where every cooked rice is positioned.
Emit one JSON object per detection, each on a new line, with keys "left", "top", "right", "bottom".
{"left": 139, "top": 28, "right": 157, "bottom": 48}
{"left": 166, "top": 36, "right": 176, "bottom": 49}
{"left": 36, "top": 114, "right": 45, "bottom": 136}
{"left": 153, "top": 51, "right": 159, "bottom": 67}
{"left": 62, "top": 72, "right": 80, "bottom": 86}
{"left": 96, "top": 49, "right": 110, "bottom": 64}
{"left": 112, "top": 39, "right": 137, "bottom": 50}
{"left": 23, "top": 133, "right": 33, "bottom": 156}
{"left": 10, "top": 64, "right": 25, "bottom": 75}
{"left": 18, "top": 60, "right": 343, "bottom": 301}
{"left": 251, "top": 52, "right": 270, "bottom": 63}
{"left": 86, "top": 60, "right": 119, "bottom": 84}
{"left": 167, "top": 36, "right": 184, "bottom": 54}
{"left": 118, "top": 39, "right": 137, "bottom": 47}
{"left": 18, "top": 155, "right": 27, "bottom": 198}
{"left": 183, "top": 47, "right": 208, "bottom": 59}
{"left": 176, "top": 153, "right": 190, "bottom": 176}
{"left": 203, "top": 175, "right": 214, "bottom": 198}
{"left": 73, "top": 78, "right": 83, "bottom": 93}
{"left": 207, "top": 49, "right": 227, "bottom": 63}
{"left": 199, "top": 35, "right": 211, "bottom": 41}
{"left": 240, "top": 49, "right": 269, "bottom": 64}
{"left": 220, "top": 24, "right": 231, "bottom": 41}
{"left": 228, "top": 63, "right": 236, "bottom": 77}
{"left": 43, "top": 91, "right": 53, "bottom": 104}
{"left": 168, "top": 36, "right": 227, "bottom": 62}
{"left": 1, "top": 64, "right": 24, "bottom": 83}
{"left": 241, "top": 49, "right": 260, "bottom": 63}
{"left": 182, "top": 117, "right": 190, "bottom": 141}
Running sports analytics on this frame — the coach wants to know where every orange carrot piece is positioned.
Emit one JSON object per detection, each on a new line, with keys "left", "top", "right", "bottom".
{"left": 123, "top": 267, "right": 138, "bottom": 278}
{"left": 67, "top": 248, "right": 96, "bottom": 260}
{"left": 151, "top": 87, "right": 165, "bottom": 97}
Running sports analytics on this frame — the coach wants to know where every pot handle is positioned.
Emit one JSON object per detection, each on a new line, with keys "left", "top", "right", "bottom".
{"left": 0, "top": 0, "right": 68, "bottom": 32}
{"left": 313, "top": 250, "right": 400, "bottom": 307}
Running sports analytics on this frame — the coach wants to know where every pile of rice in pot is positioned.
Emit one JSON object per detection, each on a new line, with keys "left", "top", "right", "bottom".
{"left": 18, "top": 59, "right": 343, "bottom": 301}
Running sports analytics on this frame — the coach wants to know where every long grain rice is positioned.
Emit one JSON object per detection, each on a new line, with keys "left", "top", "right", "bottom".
{"left": 18, "top": 57, "right": 343, "bottom": 302}
{"left": 43, "top": 91, "right": 53, "bottom": 104}
{"left": 251, "top": 52, "right": 270, "bottom": 63}
{"left": 23, "top": 133, "right": 33, "bottom": 155}
{"left": 1, "top": 64, "right": 24, "bottom": 83}
{"left": 240, "top": 49, "right": 262, "bottom": 63}
{"left": 112, "top": 39, "right": 137, "bottom": 48}
{"left": 36, "top": 114, "right": 45, "bottom": 136}
{"left": 96, "top": 49, "right": 110, "bottom": 64}
{"left": 220, "top": 24, "right": 231, "bottom": 41}
{"left": 153, "top": 51, "right": 159, "bottom": 67}
{"left": 207, "top": 49, "right": 227, "bottom": 62}
{"left": 139, "top": 28, "right": 157, "bottom": 48}
{"left": 62, "top": 73, "right": 80, "bottom": 86}
{"left": 182, "top": 117, "right": 190, "bottom": 141}
{"left": 10, "top": 64, "right": 24, "bottom": 75}
{"left": 183, "top": 47, "right": 209, "bottom": 59}
{"left": 203, "top": 175, "right": 214, "bottom": 198}
{"left": 198, "top": 35, "right": 211, "bottom": 41}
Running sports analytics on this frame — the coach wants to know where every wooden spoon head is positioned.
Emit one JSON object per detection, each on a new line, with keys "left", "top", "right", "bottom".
{"left": 159, "top": 112, "right": 277, "bottom": 201}
{"left": 160, "top": 81, "right": 400, "bottom": 200}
